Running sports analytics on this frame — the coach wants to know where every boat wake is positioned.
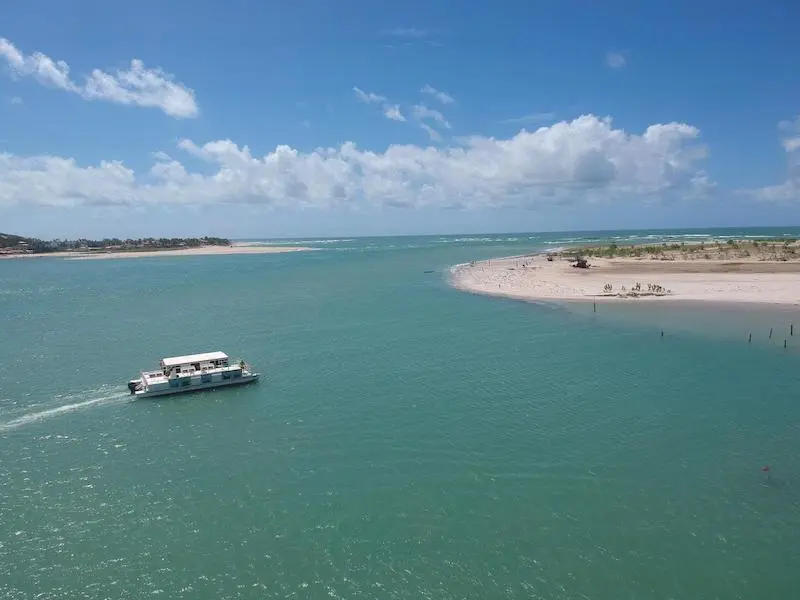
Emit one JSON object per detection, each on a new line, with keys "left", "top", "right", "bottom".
{"left": 0, "top": 386, "right": 128, "bottom": 433}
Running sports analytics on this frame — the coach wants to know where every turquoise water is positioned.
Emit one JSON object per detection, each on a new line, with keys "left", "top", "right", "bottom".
{"left": 2, "top": 228, "right": 800, "bottom": 599}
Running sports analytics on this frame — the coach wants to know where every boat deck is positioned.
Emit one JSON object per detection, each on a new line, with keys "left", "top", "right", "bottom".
{"left": 141, "top": 365, "right": 246, "bottom": 385}
{"left": 142, "top": 370, "right": 168, "bottom": 384}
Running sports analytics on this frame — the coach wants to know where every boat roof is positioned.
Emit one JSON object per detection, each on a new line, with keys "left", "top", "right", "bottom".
{"left": 161, "top": 351, "right": 228, "bottom": 367}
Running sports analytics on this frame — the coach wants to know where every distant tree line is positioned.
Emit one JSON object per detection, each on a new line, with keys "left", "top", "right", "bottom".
{"left": 0, "top": 233, "right": 231, "bottom": 254}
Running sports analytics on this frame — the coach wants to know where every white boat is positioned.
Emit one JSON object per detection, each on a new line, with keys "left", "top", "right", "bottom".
{"left": 127, "top": 351, "right": 259, "bottom": 398}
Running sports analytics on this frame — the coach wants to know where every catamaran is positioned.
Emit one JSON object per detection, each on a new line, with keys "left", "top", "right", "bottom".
{"left": 127, "top": 351, "right": 259, "bottom": 398}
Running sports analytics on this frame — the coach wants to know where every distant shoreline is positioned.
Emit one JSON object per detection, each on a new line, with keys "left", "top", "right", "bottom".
{"left": 0, "top": 242, "right": 315, "bottom": 260}
{"left": 450, "top": 239, "right": 800, "bottom": 307}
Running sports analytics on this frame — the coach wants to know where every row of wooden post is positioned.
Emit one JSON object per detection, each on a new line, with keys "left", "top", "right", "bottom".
{"left": 590, "top": 301, "right": 794, "bottom": 349}
{"left": 748, "top": 324, "right": 793, "bottom": 348}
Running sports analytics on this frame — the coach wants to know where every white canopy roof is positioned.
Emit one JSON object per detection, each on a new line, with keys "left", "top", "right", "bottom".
{"left": 161, "top": 351, "right": 228, "bottom": 367}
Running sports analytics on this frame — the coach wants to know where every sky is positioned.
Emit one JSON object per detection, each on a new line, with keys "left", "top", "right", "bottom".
{"left": 1, "top": 0, "right": 800, "bottom": 239}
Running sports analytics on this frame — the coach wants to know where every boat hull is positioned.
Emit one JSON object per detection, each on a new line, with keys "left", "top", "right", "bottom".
{"left": 131, "top": 373, "right": 259, "bottom": 399}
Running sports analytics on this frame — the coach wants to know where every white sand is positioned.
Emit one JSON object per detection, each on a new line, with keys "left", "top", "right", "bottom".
{"left": 1, "top": 244, "right": 314, "bottom": 260}
{"left": 451, "top": 254, "right": 800, "bottom": 306}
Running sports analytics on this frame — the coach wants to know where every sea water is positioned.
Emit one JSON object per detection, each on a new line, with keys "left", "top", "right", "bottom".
{"left": 1, "top": 228, "right": 799, "bottom": 599}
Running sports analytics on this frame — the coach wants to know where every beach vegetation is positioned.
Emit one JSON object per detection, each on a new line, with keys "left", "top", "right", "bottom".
{"left": 554, "top": 238, "right": 800, "bottom": 264}
{"left": 1, "top": 233, "right": 231, "bottom": 255}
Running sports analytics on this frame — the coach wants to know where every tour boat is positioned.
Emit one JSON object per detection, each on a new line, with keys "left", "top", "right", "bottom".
{"left": 126, "top": 351, "right": 259, "bottom": 398}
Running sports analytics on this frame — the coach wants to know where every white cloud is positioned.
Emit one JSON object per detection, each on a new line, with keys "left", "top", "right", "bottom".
{"left": 421, "top": 84, "right": 454, "bottom": 104}
{"left": 353, "top": 87, "right": 407, "bottom": 123}
{"left": 379, "top": 28, "right": 445, "bottom": 49}
{"left": 420, "top": 123, "right": 442, "bottom": 142}
{"left": 411, "top": 103, "right": 452, "bottom": 134}
{"left": 606, "top": 52, "right": 627, "bottom": 69}
{"left": 353, "top": 87, "right": 451, "bottom": 135}
{"left": 779, "top": 116, "right": 800, "bottom": 153}
{"left": 9, "top": 95, "right": 22, "bottom": 105}
{"left": 500, "top": 112, "right": 556, "bottom": 125}
{"left": 0, "top": 38, "right": 76, "bottom": 90}
{"left": 383, "top": 105, "right": 406, "bottom": 121}
{"left": 381, "top": 28, "right": 431, "bottom": 38}
{"left": 81, "top": 59, "right": 198, "bottom": 118}
{"left": 0, "top": 115, "right": 712, "bottom": 211}
{"left": 0, "top": 37, "right": 198, "bottom": 118}
{"left": 353, "top": 86, "right": 385, "bottom": 104}
{"left": 406, "top": 104, "right": 451, "bottom": 140}
{"left": 750, "top": 116, "right": 800, "bottom": 202}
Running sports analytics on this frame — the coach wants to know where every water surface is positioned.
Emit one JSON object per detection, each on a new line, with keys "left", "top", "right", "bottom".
{"left": 2, "top": 229, "right": 799, "bottom": 599}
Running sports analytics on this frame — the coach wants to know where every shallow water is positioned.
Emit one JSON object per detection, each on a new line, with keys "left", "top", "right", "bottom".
{"left": 2, "top": 229, "right": 800, "bottom": 599}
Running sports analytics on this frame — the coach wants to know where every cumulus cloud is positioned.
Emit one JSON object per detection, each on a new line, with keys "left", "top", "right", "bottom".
{"left": 750, "top": 116, "right": 800, "bottom": 202}
{"left": 0, "top": 115, "right": 712, "bottom": 210}
{"left": 421, "top": 84, "right": 454, "bottom": 104}
{"left": 0, "top": 37, "right": 198, "bottom": 118}
{"left": 0, "top": 38, "right": 75, "bottom": 90}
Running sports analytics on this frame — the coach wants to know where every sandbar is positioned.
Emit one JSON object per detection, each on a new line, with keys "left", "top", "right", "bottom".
{"left": 1, "top": 243, "right": 314, "bottom": 260}
{"left": 450, "top": 241, "right": 800, "bottom": 306}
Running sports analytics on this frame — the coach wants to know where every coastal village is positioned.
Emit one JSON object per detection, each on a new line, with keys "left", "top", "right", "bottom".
{"left": 0, "top": 233, "right": 231, "bottom": 256}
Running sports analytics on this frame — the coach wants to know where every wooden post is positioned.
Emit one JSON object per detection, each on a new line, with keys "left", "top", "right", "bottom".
{"left": 593, "top": 301, "right": 596, "bottom": 313}
{"left": 769, "top": 327, "right": 773, "bottom": 339}
{"left": 748, "top": 333, "right": 752, "bottom": 343}
{"left": 785, "top": 339, "right": 788, "bottom": 349}
{"left": 791, "top": 324, "right": 794, "bottom": 336}
{"left": 661, "top": 330, "right": 664, "bottom": 338}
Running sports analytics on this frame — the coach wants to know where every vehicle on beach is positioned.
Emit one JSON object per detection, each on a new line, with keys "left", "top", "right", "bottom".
{"left": 126, "top": 351, "right": 259, "bottom": 398}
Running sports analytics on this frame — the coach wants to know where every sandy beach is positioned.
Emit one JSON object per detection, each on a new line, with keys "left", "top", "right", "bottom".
{"left": 0, "top": 243, "right": 315, "bottom": 260}
{"left": 451, "top": 241, "right": 800, "bottom": 306}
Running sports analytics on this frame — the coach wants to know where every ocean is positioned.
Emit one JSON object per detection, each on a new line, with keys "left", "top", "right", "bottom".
{"left": 2, "top": 227, "right": 800, "bottom": 599}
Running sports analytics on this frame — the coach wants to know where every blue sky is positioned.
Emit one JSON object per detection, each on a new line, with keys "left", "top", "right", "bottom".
{"left": 1, "top": 0, "right": 800, "bottom": 239}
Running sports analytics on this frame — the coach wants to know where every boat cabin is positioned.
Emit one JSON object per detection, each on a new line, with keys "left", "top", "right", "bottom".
{"left": 160, "top": 351, "right": 230, "bottom": 377}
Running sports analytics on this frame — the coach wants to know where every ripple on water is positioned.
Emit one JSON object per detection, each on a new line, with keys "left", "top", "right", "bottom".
{"left": 4, "top": 237, "right": 800, "bottom": 599}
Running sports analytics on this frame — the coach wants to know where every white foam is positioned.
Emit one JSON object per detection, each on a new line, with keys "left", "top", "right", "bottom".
{"left": 243, "top": 238, "right": 353, "bottom": 246}
{"left": 0, "top": 389, "right": 127, "bottom": 432}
